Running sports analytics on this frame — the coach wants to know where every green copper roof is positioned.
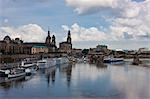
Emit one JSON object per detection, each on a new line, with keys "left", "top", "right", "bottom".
{"left": 32, "top": 45, "right": 47, "bottom": 48}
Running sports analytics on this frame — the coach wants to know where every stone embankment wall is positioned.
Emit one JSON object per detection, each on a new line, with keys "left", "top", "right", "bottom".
{"left": 0, "top": 54, "right": 40, "bottom": 63}
{"left": 115, "top": 54, "right": 150, "bottom": 58}
{"left": 0, "top": 52, "right": 67, "bottom": 64}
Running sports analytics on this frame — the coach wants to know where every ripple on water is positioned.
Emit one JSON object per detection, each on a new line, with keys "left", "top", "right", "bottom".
{"left": 0, "top": 60, "right": 150, "bottom": 99}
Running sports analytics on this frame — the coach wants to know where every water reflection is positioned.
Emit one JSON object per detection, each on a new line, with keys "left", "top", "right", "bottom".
{"left": 66, "top": 64, "right": 72, "bottom": 87}
{"left": 0, "top": 60, "right": 150, "bottom": 99}
{"left": 96, "top": 63, "right": 107, "bottom": 69}
{"left": 0, "top": 75, "right": 32, "bottom": 91}
{"left": 45, "top": 67, "right": 56, "bottom": 86}
{"left": 59, "top": 63, "right": 73, "bottom": 87}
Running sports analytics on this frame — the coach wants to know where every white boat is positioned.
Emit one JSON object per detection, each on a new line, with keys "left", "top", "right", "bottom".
{"left": 8, "top": 68, "right": 26, "bottom": 78}
{"left": 21, "top": 61, "right": 36, "bottom": 68}
{"left": 0, "top": 69, "right": 10, "bottom": 77}
{"left": 24, "top": 67, "right": 37, "bottom": 75}
{"left": 104, "top": 57, "right": 124, "bottom": 63}
{"left": 21, "top": 61, "right": 37, "bottom": 75}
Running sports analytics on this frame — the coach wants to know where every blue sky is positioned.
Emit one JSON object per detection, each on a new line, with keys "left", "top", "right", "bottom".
{"left": 0, "top": 0, "right": 149, "bottom": 50}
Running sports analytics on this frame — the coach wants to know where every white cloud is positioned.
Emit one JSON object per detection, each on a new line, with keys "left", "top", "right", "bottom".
{"left": 66, "top": 0, "right": 150, "bottom": 41}
{"left": 62, "top": 23, "right": 109, "bottom": 41}
{"left": 110, "top": 0, "right": 150, "bottom": 40}
{"left": 65, "top": 0, "right": 128, "bottom": 14}
{"left": 0, "top": 24, "right": 46, "bottom": 42}
{"left": 122, "top": 2, "right": 140, "bottom": 18}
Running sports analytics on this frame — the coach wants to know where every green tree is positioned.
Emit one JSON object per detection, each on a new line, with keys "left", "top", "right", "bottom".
{"left": 82, "top": 49, "right": 89, "bottom": 56}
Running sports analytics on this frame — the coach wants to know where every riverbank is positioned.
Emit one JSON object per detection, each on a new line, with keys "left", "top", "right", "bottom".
{"left": 0, "top": 52, "right": 68, "bottom": 63}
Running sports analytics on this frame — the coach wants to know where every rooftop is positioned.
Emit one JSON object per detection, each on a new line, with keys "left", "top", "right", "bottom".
{"left": 32, "top": 45, "right": 48, "bottom": 48}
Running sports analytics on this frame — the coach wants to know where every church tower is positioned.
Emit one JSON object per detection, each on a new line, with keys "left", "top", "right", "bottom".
{"left": 45, "top": 30, "right": 51, "bottom": 44}
{"left": 52, "top": 35, "right": 56, "bottom": 46}
{"left": 67, "top": 30, "right": 72, "bottom": 44}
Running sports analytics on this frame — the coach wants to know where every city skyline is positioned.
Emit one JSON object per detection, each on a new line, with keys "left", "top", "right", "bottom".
{"left": 0, "top": 0, "right": 150, "bottom": 49}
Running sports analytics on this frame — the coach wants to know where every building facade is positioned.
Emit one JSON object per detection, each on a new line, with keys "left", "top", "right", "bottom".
{"left": 59, "top": 30, "right": 72, "bottom": 54}
{"left": 0, "top": 30, "right": 57, "bottom": 55}
{"left": 138, "top": 48, "right": 149, "bottom": 53}
{"left": 31, "top": 45, "right": 48, "bottom": 54}
{"left": 0, "top": 30, "right": 73, "bottom": 55}
{"left": 88, "top": 45, "right": 110, "bottom": 55}
{"left": 0, "top": 36, "right": 24, "bottom": 54}
{"left": 71, "top": 48, "right": 82, "bottom": 58}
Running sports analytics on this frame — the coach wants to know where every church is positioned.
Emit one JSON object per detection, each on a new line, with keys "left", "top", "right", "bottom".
{"left": 59, "top": 30, "right": 72, "bottom": 55}
{"left": 0, "top": 30, "right": 72, "bottom": 55}
{"left": 20, "top": 30, "right": 57, "bottom": 54}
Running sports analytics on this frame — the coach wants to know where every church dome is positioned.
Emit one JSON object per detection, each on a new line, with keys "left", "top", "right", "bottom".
{"left": 4, "top": 35, "right": 11, "bottom": 41}
{"left": 52, "top": 35, "right": 55, "bottom": 38}
{"left": 3, "top": 35, "right": 11, "bottom": 43}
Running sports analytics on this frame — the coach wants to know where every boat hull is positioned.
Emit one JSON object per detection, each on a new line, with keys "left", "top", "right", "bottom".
{"left": 0, "top": 70, "right": 10, "bottom": 77}
{"left": 0, "top": 72, "right": 8, "bottom": 77}
{"left": 8, "top": 72, "right": 26, "bottom": 78}
{"left": 104, "top": 59, "right": 123, "bottom": 63}
{"left": 25, "top": 68, "right": 36, "bottom": 76}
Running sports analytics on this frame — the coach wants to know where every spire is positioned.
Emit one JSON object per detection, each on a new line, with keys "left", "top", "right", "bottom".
{"left": 48, "top": 31, "right": 50, "bottom": 36}
{"left": 68, "top": 30, "right": 71, "bottom": 36}
{"left": 52, "top": 35, "right": 56, "bottom": 46}
{"left": 48, "top": 27, "right": 50, "bottom": 36}
{"left": 45, "top": 29, "right": 51, "bottom": 44}
{"left": 67, "top": 30, "right": 71, "bottom": 44}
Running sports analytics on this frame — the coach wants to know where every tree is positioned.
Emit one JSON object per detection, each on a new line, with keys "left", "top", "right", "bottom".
{"left": 82, "top": 49, "right": 89, "bottom": 56}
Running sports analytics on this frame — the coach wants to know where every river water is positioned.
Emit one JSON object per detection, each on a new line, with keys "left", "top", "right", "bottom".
{"left": 0, "top": 59, "right": 150, "bottom": 99}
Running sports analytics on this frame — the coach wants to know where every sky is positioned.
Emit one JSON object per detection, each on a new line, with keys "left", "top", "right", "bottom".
{"left": 0, "top": 0, "right": 149, "bottom": 50}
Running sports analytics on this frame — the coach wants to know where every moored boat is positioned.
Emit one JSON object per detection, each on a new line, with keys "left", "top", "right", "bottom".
{"left": 21, "top": 61, "right": 37, "bottom": 75}
{"left": 0, "top": 69, "right": 10, "bottom": 77}
{"left": 21, "top": 61, "right": 36, "bottom": 68}
{"left": 104, "top": 57, "right": 124, "bottom": 63}
{"left": 8, "top": 68, "right": 26, "bottom": 78}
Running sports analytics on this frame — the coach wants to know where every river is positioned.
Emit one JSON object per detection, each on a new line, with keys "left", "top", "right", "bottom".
{"left": 0, "top": 59, "right": 150, "bottom": 99}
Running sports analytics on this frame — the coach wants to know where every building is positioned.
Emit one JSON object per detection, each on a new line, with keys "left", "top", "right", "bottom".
{"left": 0, "top": 29, "right": 74, "bottom": 56}
{"left": 23, "top": 30, "right": 57, "bottom": 54}
{"left": 31, "top": 45, "right": 48, "bottom": 54}
{"left": 72, "top": 48, "right": 82, "bottom": 58}
{"left": 0, "top": 36, "right": 24, "bottom": 54}
{"left": 0, "top": 30, "right": 57, "bottom": 55}
{"left": 0, "top": 30, "right": 74, "bottom": 63}
{"left": 89, "top": 45, "right": 109, "bottom": 55}
{"left": 138, "top": 48, "right": 149, "bottom": 53}
{"left": 96, "top": 45, "right": 108, "bottom": 52}
{"left": 59, "top": 30, "right": 72, "bottom": 54}
{"left": 45, "top": 30, "right": 57, "bottom": 52}
{"left": 45, "top": 30, "right": 51, "bottom": 44}
{"left": 22, "top": 30, "right": 57, "bottom": 54}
